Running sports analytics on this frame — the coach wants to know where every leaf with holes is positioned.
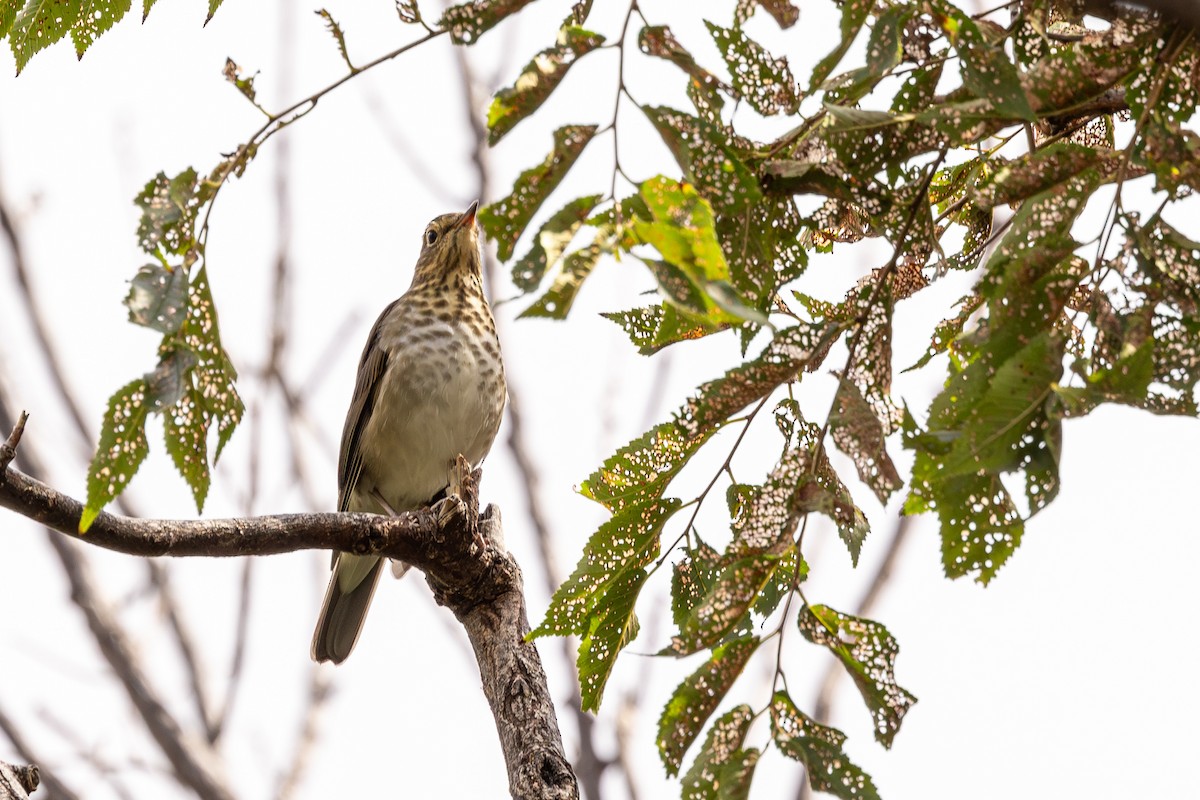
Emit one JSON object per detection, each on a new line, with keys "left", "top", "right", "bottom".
{"left": 809, "top": 0, "right": 872, "bottom": 91}
{"left": 602, "top": 303, "right": 730, "bottom": 355}
{"left": 71, "top": 0, "right": 133, "bottom": 59}
{"left": 125, "top": 264, "right": 188, "bottom": 334}
{"left": 774, "top": 399, "right": 870, "bottom": 564}
{"left": 519, "top": 243, "right": 602, "bottom": 319}
{"left": 798, "top": 604, "right": 916, "bottom": 748}
{"left": 770, "top": 690, "right": 880, "bottom": 800}
{"left": 488, "top": 25, "right": 604, "bottom": 145}
{"left": 580, "top": 422, "right": 714, "bottom": 514}
{"left": 144, "top": 348, "right": 198, "bottom": 410}
{"left": 641, "top": 106, "right": 762, "bottom": 216}
{"left": 163, "top": 387, "right": 211, "bottom": 513}
{"left": 639, "top": 25, "right": 728, "bottom": 115}
{"left": 706, "top": 21, "right": 798, "bottom": 115}
{"left": 511, "top": 194, "right": 601, "bottom": 292}
{"left": 315, "top": 9, "right": 354, "bottom": 71}
{"left": 658, "top": 637, "right": 759, "bottom": 775}
{"left": 680, "top": 705, "right": 759, "bottom": 800}
{"left": 81, "top": 379, "right": 151, "bottom": 532}
{"left": 930, "top": 0, "right": 1035, "bottom": 121}
{"left": 9, "top": 0, "right": 82, "bottom": 73}
{"left": 669, "top": 554, "right": 780, "bottom": 655}
{"left": 178, "top": 267, "right": 243, "bottom": 461}
{"left": 480, "top": 124, "right": 597, "bottom": 260}
{"left": 135, "top": 169, "right": 201, "bottom": 258}
{"left": 533, "top": 498, "right": 680, "bottom": 638}
{"left": 671, "top": 537, "right": 722, "bottom": 629}
{"left": 830, "top": 379, "right": 903, "bottom": 504}
{"left": 577, "top": 566, "right": 647, "bottom": 711}
{"left": 735, "top": 0, "right": 799, "bottom": 29}
{"left": 439, "top": 0, "right": 536, "bottom": 45}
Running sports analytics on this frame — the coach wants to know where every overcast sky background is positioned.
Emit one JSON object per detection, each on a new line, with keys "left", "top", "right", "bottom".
{"left": 1, "top": 1, "right": 1197, "bottom": 798}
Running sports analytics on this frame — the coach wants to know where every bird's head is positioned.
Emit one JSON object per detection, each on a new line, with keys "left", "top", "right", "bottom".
{"left": 411, "top": 201, "right": 483, "bottom": 287}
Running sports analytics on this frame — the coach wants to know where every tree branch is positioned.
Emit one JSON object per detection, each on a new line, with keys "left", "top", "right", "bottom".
{"left": 0, "top": 429, "right": 579, "bottom": 799}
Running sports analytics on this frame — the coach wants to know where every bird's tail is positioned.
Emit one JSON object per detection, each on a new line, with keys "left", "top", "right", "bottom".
{"left": 311, "top": 553, "right": 384, "bottom": 664}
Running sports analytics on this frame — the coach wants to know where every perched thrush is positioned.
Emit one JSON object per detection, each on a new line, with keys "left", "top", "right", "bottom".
{"left": 311, "top": 201, "right": 507, "bottom": 664}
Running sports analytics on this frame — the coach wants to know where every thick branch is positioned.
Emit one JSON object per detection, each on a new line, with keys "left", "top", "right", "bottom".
{"left": 0, "top": 444, "right": 578, "bottom": 799}
{"left": 0, "top": 762, "right": 37, "bottom": 800}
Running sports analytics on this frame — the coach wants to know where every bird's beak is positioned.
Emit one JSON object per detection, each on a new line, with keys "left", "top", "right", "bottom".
{"left": 456, "top": 200, "right": 480, "bottom": 230}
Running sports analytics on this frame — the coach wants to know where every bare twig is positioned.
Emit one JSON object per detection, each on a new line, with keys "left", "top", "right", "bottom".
{"left": 0, "top": 410, "right": 26, "bottom": 475}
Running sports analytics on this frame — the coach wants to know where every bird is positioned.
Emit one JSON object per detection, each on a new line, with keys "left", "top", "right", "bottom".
{"left": 311, "top": 201, "right": 506, "bottom": 664}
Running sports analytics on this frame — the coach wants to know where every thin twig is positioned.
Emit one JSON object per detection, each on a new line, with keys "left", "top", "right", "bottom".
{"left": 146, "top": 562, "right": 218, "bottom": 742}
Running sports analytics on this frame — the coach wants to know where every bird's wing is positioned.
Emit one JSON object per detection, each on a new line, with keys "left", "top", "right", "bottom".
{"left": 337, "top": 299, "right": 399, "bottom": 513}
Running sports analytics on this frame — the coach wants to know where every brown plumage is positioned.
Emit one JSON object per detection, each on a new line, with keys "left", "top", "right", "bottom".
{"left": 311, "top": 202, "right": 506, "bottom": 664}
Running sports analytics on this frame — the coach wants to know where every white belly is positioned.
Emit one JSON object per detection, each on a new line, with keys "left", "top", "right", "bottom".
{"left": 349, "top": 319, "right": 503, "bottom": 514}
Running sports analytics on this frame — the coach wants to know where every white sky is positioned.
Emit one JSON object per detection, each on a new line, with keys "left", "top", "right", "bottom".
{"left": 1, "top": 1, "right": 1197, "bottom": 799}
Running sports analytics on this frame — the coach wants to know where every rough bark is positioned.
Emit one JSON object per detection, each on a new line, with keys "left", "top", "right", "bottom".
{"left": 0, "top": 435, "right": 579, "bottom": 800}
{"left": 0, "top": 762, "right": 36, "bottom": 800}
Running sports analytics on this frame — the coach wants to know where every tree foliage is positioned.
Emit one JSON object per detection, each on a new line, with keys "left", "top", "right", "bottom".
{"left": 6, "top": 0, "right": 1198, "bottom": 796}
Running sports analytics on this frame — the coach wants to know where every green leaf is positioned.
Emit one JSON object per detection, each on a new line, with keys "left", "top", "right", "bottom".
{"left": 972, "top": 143, "right": 1118, "bottom": 210}
{"left": 705, "top": 21, "right": 799, "bottom": 115}
{"left": 179, "top": 267, "right": 243, "bottom": 462}
{"left": 670, "top": 555, "right": 779, "bottom": 655}
{"left": 638, "top": 25, "right": 728, "bottom": 115}
{"left": 518, "top": 242, "right": 601, "bottom": 319}
{"left": 510, "top": 196, "right": 601, "bottom": 292}
{"left": 581, "top": 422, "right": 714, "bottom": 513}
{"left": 141, "top": 0, "right": 159, "bottom": 21}
{"left": 439, "top": 0, "right": 536, "bottom": 45}
{"left": 636, "top": 177, "right": 729, "bottom": 283}
{"left": 680, "top": 705, "right": 759, "bottom": 800}
{"left": 829, "top": 379, "right": 903, "bottom": 504}
{"left": 603, "top": 303, "right": 728, "bottom": 355}
{"left": 144, "top": 348, "right": 198, "bottom": 410}
{"left": 770, "top": 690, "right": 880, "bottom": 800}
{"left": 798, "top": 604, "right": 917, "bottom": 748}
{"left": 135, "top": 168, "right": 201, "bottom": 258}
{"left": 774, "top": 399, "right": 869, "bottom": 564}
{"left": 641, "top": 106, "right": 762, "bottom": 216}
{"left": 163, "top": 387, "right": 211, "bottom": 513}
{"left": 82, "top": 379, "right": 151, "bottom": 532}
{"left": 941, "top": 332, "right": 1064, "bottom": 479}
{"left": 205, "top": 0, "right": 223, "bottom": 24}
{"left": 479, "top": 124, "right": 597, "bottom": 260}
{"left": 577, "top": 566, "right": 647, "bottom": 711}
{"left": 735, "top": 0, "right": 799, "bottom": 29}
{"left": 70, "top": 0, "right": 132, "bottom": 59}
{"left": 533, "top": 498, "right": 680, "bottom": 637}
{"left": 125, "top": 264, "right": 188, "bottom": 334}
{"left": 9, "top": 0, "right": 83, "bottom": 74}
{"left": 671, "top": 537, "right": 722, "bottom": 629}
{"left": 931, "top": 0, "right": 1035, "bottom": 121}
{"left": 809, "top": 0, "right": 872, "bottom": 91}
{"left": 0, "top": 2, "right": 18, "bottom": 39}
{"left": 658, "top": 637, "right": 760, "bottom": 775}
{"left": 487, "top": 25, "right": 604, "bottom": 145}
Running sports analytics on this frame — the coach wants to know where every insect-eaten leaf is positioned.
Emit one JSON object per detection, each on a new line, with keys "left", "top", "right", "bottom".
{"left": 81, "top": 378, "right": 151, "bottom": 532}
{"left": 680, "top": 705, "right": 760, "bottom": 800}
{"left": 125, "top": 264, "right": 189, "bottom": 334}
{"left": 577, "top": 566, "right": 647, "bottom": 711}
{"left": 511, "top": 195, "right": 601, "bottom": 292}
{"left": 770, "top": 690, "right": 880, "bottom": 800}
{"left": 314, "top": 10, "right": 354, "bottom": 71}
{"left": 519, "top": 243, "right": 602, "bottom": 319}
{"left": 71, "top": 0, "right": 135, "bottom": 60}
{"left": 8, "top": 0, "right": 83, "bottom": 74}
{"left": 797, "top": 604, "right": 916, "bottom": 747}
{"left": 658, "top": 637, "right": 759, "bottom": 775}
{"left": 135, "top": 169, "right": 202, "bottom": 259}
{"left": 706, "top": 21, "right": 799, "bottom": 115}
{"left": 440, "top": 0, "right": 537, "bottom": 45}
{"left": 487, "top": 25, "right": 604, "bottom": 144}
{"left": 480, "top": 124, "right": 597, "bottom": 260}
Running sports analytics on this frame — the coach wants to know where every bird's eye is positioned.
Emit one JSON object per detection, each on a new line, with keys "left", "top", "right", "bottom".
{"left": 425, "top": 228, "right": 438, "bottom": 246}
